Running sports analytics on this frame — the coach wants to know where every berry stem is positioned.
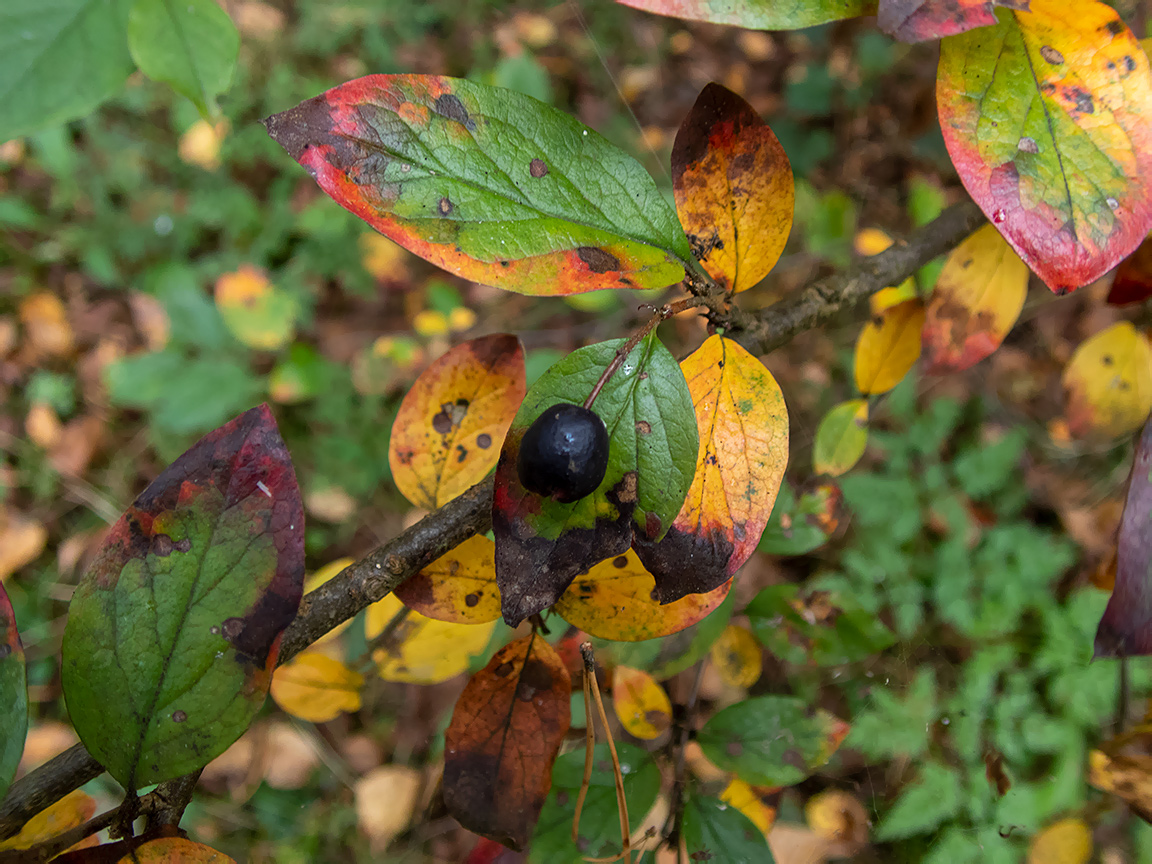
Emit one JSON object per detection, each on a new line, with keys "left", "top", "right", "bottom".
{"left": 583, "top": 297, "right": 703, "bottom": 410}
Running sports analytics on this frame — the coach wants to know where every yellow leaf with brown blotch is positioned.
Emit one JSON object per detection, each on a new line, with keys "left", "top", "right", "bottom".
{"left": 612, "top": 665, "right": 672, "bottom": 740}
{"left": 393, "top": 535, "right": 501, "bottom": 624}
{"left": 709, "top": 624, "right": 762, "bottom": 689}
{"left": 389, "top": 334, "right": 525, "bottom": 509}
{"left": 922, "top": 224, "right": 1030, "bottom": 374}
{"left": 366, "top": 593, "right": 496, "bottom": 684}
{"left": 854, "top": 300, "right": 924, "bottom": 395}
{"left": 1062, "top": 322, "right": 1152, "bottom": 440}
{"left": 270, "top": 652, "right": 364, "bottom": 723}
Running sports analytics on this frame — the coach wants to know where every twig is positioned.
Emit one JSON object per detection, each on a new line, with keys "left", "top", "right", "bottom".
{"left": 0, "top": 198, "right": 984, "bottom": 844}
{"left": 663, "top": 660, "right": 707, "bottom": 851}
{"left": 580, "top": 643, "right": 630, "bottom": 864}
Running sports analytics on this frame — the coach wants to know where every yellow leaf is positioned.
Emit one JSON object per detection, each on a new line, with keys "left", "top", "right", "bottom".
{"left": 25, "top": 402, "right": 62, "bottom": 449}
{"left": 612, "top": 665, "right": 672, "bottom": 740}
{"left": 1027, "top": 817, "right": 1092, "bottom": 864}
{"left": 413, "top": 309, "right": 450, "bottom": 337}
{"left": 1062, "top": 321, "right": 1152, "bottom": 439}
{"left": 709, "top": 624, "right": 762, "bottom": 689}
{"left": 0, "top": 790, "right": 94, "bottom": 850}
{"left": 359, "top": 232, "right": 411, "bottom": 281}
{"left": 214, "top": 265, "right": 297, "bottom": 350}
{"left": 18, "top": 292, "right": 73, "bottom": 359}
{"left": 355, "top": 765, "right": 422, "bottom": 852}
{"left": 448, "top": 306, "right": 477, "bottom": 332}
{"left": 366, "top": 593, "right": 496, "bottom": 684}
{"left": 854, "top": 299, "right": 925, "bottom": 395}
{"left": 721, "top": 777, "right": 776, "bottom": 835}
{"left": 270, "top": 652, "right": 364, "bottom": 723}
{"left": 178, "top": 118, "right": 229, "bottom": 171}
{"left": 805, "top": 788, "right": 869, "bottom": 856}
{"left": 393, "top": 535, "right": 501, "bottom": 624}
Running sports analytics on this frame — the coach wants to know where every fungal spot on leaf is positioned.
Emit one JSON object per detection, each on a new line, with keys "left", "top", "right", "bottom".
{"left": 529, "top": 158, "right": 548, "bottom": 177}
{"left": 576, "top": 246, "right": 620, "bottom": 274}
{"left": 1017, "top": 137, "right": 1039, "bottom": 154}
{"left": 494, "top": 661, "right": 514, "bottom": 678}
{"left": 432, "top": 400, "right": 469, "bottom": 435}
{"left": 222, "top": 618, "right": 244, "bottom": 640}
{"left": 432, "top": 411, "right": 453, "bottom": 434}
{"left": 1124, "top": 56, "right": 1136, "bottom": 73}
{"left": 613, "top": 555, "right": 628, "bottom": 568}
{"left": 1066, "top": 87, "right": 1094, "bottom": 115}
{"left": 476, "top": 433, "right": 492, "bottom": 449}
{"left": 172, "top": 710, "right": 187, "bottom": 723}
{"left": 438, "top": 197, "right": 454, "bottom": 216}
{"left": 434, "top": 93, "right": 475, "bottom": 130}
{"left": 210, "top": 625, "right": 220, "bottom": 635}
{"left": 456, "top": 445, "right": 469, "bottom": 463}
{"left": 636, "top": 420, "right": 651, "bottom": 435}
{"left": 152, "top": 534, "right": 176, "bottom": 557}
{"left": 726, "top": 741, "right": 743, "bottom": 757}
{"left": 1105, "top": 19, "right": 1124, "bottom": 36}
{"left": 518, "top": 657, "right": 554, "bottom": 695}
{"left": 611, "top": 471, "right": 638, "bottom": 505}
{"left": 0, "top": 645, "right": 9, "bottom": 660}
{"left": 1040, "top": 45, "right": 1064, "bottom": 64}
{"left": 396, "top": 448, "right": 415, "bottom": 465}
{"left": 465, "top": 592, "right": 480, "bottom": 607}
{"left": 1103, "top": 354, "right": 1114, "bottom": 366}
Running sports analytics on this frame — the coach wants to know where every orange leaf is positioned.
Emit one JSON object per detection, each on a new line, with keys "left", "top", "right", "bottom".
{"left": 922, "top": 224, "right": 1030, "bottom": 374}
{"left": 393, "top": 535, "right": 501, "bottom": 623}
{"left": 633, "top": 334, "right": 788, "bottom": 602}
{"left": 443, "top": 633, "right": 571, "bottom": 851}
{"left": 553, "top": 549, "right": 731, "bottom": 641}
{"left": 672, "top": 83, "right": 793, "bottom": 293}
{"left": 611, "top": 665, "right": 672, "bottom": 740}
{"left": 854, "top": 300, "right": 925, "bottom": 395}
{"left": 270, "top": 652, "right": 364, "bottom": 723}
{"left": 1062, "top": 321, "right": 1152, "bottom": 440}
{"left": 117, "top": 838, "right": 236, "bottom": 862}
{"left": 389, "top": 334, "right": 526, "bottom": 509}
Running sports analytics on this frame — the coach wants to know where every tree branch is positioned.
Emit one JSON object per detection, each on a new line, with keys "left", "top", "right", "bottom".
{"left": 0, "top": 199, "right": 985, "bottom": 843}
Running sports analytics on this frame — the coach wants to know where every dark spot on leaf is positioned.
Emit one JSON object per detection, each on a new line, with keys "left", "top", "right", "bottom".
{"left": 705, "top": 453, "right": 719, "bottom": 466}
{"left": 1067, "top": 86, "right": 1094, "bottom": 114}
{"left": 438, "top": 197, "right": 454, "bottom": 216}
{"left": 494, "top": 661, "right": 514, "bottom": 677}
{"left": 717, "top": 359, "right": 724, "bottom": 368}
{"left": 613, "top": 472, "right": 638, "bottom": 505}
{"left": 477, "top": 433, "right": 492, "bottom": 449}
{"left": 457, "top": 445, "right": 469, "bottom": 463}
{"left": 645, "top": 709, "right": 668, "bottom": 728}
{"left": 1017, "top": 137, "right": 1039, "bottom": 154}
{"left": 151, "top": 534, "right": 178, "bottom": 557}
{"left": 396, "top": 448, "right": 415, "bottom": 466}
{"left": 726, "top": 741, "right": 743, "bottom": 757}
{"left": 432, "top": 410, "right": 453, "bottom": 434}
{"left": 1125, "top": 55, "right": 1137, "bottom": 73}
{"left": 690, "top": 852, "right": 713, "bottom": 862}
{"left": 456, "top": 398, "right": 470, "bottom": 408}
{"left": 529, "top": 158, "right": 548, "bottom": 177}
{"left": 687, "top": 231, "right": 722, "bottom": 262}
{"left": 500, "top": 260, "right": 510, "bottom": 267}
{"left": 175, "top": 538, "right": 191, "bottom": 553}
{"left": 520, "top": 657, "right": 555, "bottom": 692}
{"left": 465, "top": 593, "right": 480, "bottom": 607}
{"left": 1120, "top": 380, "right": 1132, "bottom": 391}
{"left": 172, "top": 710, "right": 187, "bottom": 723}
{"left": 556, "top": 790, "right": 569, "bottom": 806}
{"left": 1040, "top": 45, "right": 1064, "bottom": 64}
{"left": 576, "top": 246, "right": 620, "bottom": 274}
{"left": 635, "top": 420, "right": 651, "bottom": 435}
{"left": 613, "top": 555, "right": 628, "bottom": 568}
{"left": 434, "top": 93, "right": 475, "bottom": 130}
{"left": 222, "top": 618, "right": 244, "bottom": 640}
{"left": 0, "top": 645, "right": 10, "bottom": 660}
{"left": 1103, "top": 354, "right": 1114, "bottom": 366}
{"left": 579, "top": 582, "right": 595, "bottom": 596}
{"left": 782, "top": 748, "right": 807, "bottom": 770}
{"left": 1105, "top": 19, "right": 1124, "bottom": 35}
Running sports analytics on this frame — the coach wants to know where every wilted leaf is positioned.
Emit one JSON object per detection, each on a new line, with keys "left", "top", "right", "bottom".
{"left": 879, "top": 0, "right": 1027, "bottom": 42}
{"left": 922, "top": 223, "right": 1030, "bottom": 373}
{"left": 1062, "top": 321, "right": 1152, "bottom": 441}
{"left": 553, "top": 548, "right": 731, "bottom": 641}
{"left": 854, "top": 300, "right": 924, "bottom": 395}
{"left": 1027, "top": 817, "right": 1092, "bottom": 864}
{"left": 683, "top": 794, "right": 772, "bottom": 861}
{"left": 709, "top": 624, "right": 762, "bottom": 689}
{"left": 366, "top": 593, "right": 496, "bottom": 684}
{"left": 264, "top": 75, "right": 693, "bottom": 296}
{"left": 494, "top": 334, "right": 698, "bottom": 625}
{"left": 937, "top": 0, "right": 1152, "bottom": 292}
{"left": 215, "top": 266, "right": 298, "bottom": 350}
{"left": 633, "top": 334, "right": 787, "bottom": 603}
{"left": 393, "top": 535, "right": 501, "bottom": 624}
{"left": 270, "top": 652, "right": 363, "bottom": 723}
{"left": 355, "top": 765, "right": 422, "bottom": 852}
{"left": 390, "top": 334, "right": 526, "bottom": 509}
{"left": 0, "top": 582, "right": 26, "bottom": 799}
{"left": 672, "top": 83, "right": 793, "bottom": 293}
{"left": 0, "top": 789, "right": 94, "bottom": 851}
{"left": 746, "top": 584, "right": 895, "bottom": 666}
{"left": 812, "top": 399, "right": 869, "bottom": 478}
{"left": 1108, "top": 233, "right": 1152, "bottom": 305}
{"left": 612, "top": 665, "right": 672, "bottom": 740}
{"left": 720, "top": 777, "right": 777, "bottom": 836}
{"left": 444, "top": 633, "right": 571, "bottom": 850}
{"left": 698, "top": 696, "right": 849, "bottom": 787}
{"left": 127, "top": 0, "right": 239, "bottom": 116}
{"left": 117, "top": 838, "right": 237, "bottom": 863}
{"left": 61, "top": 404, "right": 305, "bottom": 790}
{"left": 617, "top": 0, "right": 876, "bottom": 29}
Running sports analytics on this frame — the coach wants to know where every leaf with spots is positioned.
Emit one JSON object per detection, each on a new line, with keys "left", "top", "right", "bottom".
{"left": 366, "top": 593, "right": 497, "bottom": 684}
{"left": 552, "top": 548, "right": 731, "bottom": 642}
{"left": 0, "top": 581, "right": 26, "bottom": 800}
{"left": 812, "top": 399, "right": 869, "bottom": 478}
{"left": 443, "top": 633, "right": 571, "bottom": 851}
{"left": 672, "top": 83, "right": 793, "bottom": 293}
{"left": 879, "top": 0, "right": 1029, "bottom": 42}
{"left": 632, "top": 334, "right": 787, "bottom": 603}
{"left": 264, "top": 75, "right": 694, "bottom": 297}
{"left": 1107, "top": 233, "right": 1152, "bottom": 306}
{"left": 854, "top": 299, "right": 925, "bottom": 395}
{"left": 617, "top": 0, "right": 877, "bottom": 29}
{"left": 697, "top": 695, "right": 850, "bottom": 787}
{"left": 936, "top": 0, "right": 1152, "bottom": 292}
{"left": 921, "top": 223, "right": 1030, "bottom": 374}
{"left": 60, "top": 404, "right": 305, "bottom": 791}
{"left": 1096, "top": 417, "right": 1152, "bottom": 658}
{"left": 493, "top": 334, "right": 698, "bottom": 626}
{"left": 270, "top": 652, "right": 364, "bottom": 723}
{"left": 683, "top": 794, "right": 773, "bottom": 862}
{"left": 393, "top": 535, "right": 501, "bottom": 624}
{"left": 611, "top": 665, "right": 672, "bottom": 740}
{"left": 1062, "top": 321, "right": 1152, "bottom": 440}
{"left": 709, "top": 624, "right": 763, "bottom": 689}
{"left": 390, "top": 334, "right": 526, "bottom": 509}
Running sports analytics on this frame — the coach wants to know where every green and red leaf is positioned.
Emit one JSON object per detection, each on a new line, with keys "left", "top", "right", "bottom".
{"left": 672, "top": 83, "right": 793, "bottom": 293}
{"left": 0, "top": 582, "right": 26, "bottom": 800}
{"left": 937, "top": 0, "right": 1152, "bottom": 292}
{"left": 61, "top": 404, "right": 304, "bottom": 790}
{"left": 443, "top": 633, "right": 571, "bottom": 851}
{"left": 632, "top": 335, "right": 788, "bottom": 602}
{"left": 389, "top": 334, "right": 526, "bottom": 509}
{"left": 493, "top": 334, "right": 698, "bottom": 625}
{"left": 264, "top": 75, "right": 693, "bottom": 296}
{"left": 617, "top": 0, "right": 877, "bottom": 29}
{"left": 879, "top": 0, "right": 1028, "bottom": 42}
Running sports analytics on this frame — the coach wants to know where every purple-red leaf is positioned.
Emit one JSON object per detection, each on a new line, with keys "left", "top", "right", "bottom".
{"left": 879, "top": 0, "right": 1028, "bottom": 42}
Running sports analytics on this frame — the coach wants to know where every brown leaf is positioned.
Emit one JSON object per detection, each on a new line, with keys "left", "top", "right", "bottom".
{"left": 0, "top": 511, "right": 48, "bottom": 582}
{"left": 443, "top": 633, "right": 571, "bottom": 850}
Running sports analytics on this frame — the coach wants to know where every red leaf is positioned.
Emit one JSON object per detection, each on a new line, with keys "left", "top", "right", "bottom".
{"left": 1108, "top": 234, "right": 1152, "bottom": 305}
{"left": 879, "top": 0, "right": 1028, "bottom": 42}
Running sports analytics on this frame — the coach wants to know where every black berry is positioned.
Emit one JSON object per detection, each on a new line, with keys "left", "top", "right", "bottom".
{"left": 517, "top": 403, "right": 609, "bottom": 503}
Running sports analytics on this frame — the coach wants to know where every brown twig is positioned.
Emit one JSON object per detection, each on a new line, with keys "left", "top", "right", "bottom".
{"left": 663, "top": 660, "right": 707, "bottom": 853}
{"left": 0, "top": 199, "right": 985, "bottom": 845}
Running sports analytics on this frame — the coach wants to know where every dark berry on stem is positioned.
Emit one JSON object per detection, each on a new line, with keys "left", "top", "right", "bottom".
{"left": 517, "top": 403, "right": 609, "bottom": 503}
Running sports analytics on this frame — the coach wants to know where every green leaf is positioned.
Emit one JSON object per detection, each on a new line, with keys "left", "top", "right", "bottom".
{"left": 682, "top": 794, "right": 773, "bottom": 863}
{"left": 264, "top": 75, "right": 693, "bottom": 296}
{"left": 697, "top": 695, "right": 849, "bottom": 787}
{"left": 0, "top": 583, "right": 27, "bottom": 799}
{"left": 875, "top": 761, "right": 963, "bottom": 841}
{"left": 756, "top": 481, "right": 838, "bottom": 557}
{"left": 846, "top": 666, "right": 937, "bottom": 760}
{"left": 127, "top": 0, "right": 239, "bottom": 116}
{"left": 530, "top": 743, "right": 661, "bottom": 863}
{"left": 0, "top": 0, "right": 135, "bottom": 141}
{"left": 61, "top": 405, "right": 305, "bottom": 790}
{"left": 618, "top": 0, "right": 876, "bottom": 30}
{"left": 745, "top": 583, "right": 895, "bottom": 665}
{"left": 493, "top": 333, "right": 698, "bottom": 625}
{"left": 812, "top": 399, "right": 868, "bottom": 477}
